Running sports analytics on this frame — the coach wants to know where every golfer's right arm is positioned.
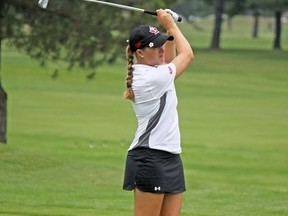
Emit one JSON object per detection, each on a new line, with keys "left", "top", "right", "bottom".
{"left": 157, "top": 9, "right": 194, "bottom": 79}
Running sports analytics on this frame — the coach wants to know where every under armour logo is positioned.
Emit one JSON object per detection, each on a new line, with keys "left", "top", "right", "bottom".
{"left": 154, "top": 186, "right": 161, "bottom": 191}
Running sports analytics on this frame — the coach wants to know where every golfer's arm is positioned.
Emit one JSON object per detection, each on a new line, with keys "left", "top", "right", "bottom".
{"left": 164, "top": 38, "right": 176, "bottom": 63}
{"left": 168, "top": 25, "right": 194, "bottom": 79}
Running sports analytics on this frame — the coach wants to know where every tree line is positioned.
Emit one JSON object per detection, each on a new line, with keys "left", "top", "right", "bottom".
{"left": 174, "top": 0, "right": 288, "bottom": 50}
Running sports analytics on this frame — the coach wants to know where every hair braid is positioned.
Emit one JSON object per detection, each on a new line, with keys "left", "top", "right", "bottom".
{"left": 123, "top": 45, "right": 135, "bottom": 101}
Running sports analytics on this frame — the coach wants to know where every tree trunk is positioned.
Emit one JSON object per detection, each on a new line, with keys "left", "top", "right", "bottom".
{"left": 0, "top": 83, "right": 7, "bottom": 144}
{"left": 0, "top": 0, "right": 7, "bottom": 144}
{"left": 252, "top": 10, "right": 259, "bottom": 38}
{"left": 210, "top": 0, "right": 225, "bottom": 49}
{"left": 273, "top": 10, "right": 282, "bottom": 50}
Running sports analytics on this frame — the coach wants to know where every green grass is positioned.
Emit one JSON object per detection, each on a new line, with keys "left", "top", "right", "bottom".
{"left": 1, "top": 17, "right": 288, "bottom": 215}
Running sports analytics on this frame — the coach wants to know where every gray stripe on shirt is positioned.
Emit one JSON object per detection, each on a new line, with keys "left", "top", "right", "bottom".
{"left": 136, "top": 93, "right": 167, "bottom": 148}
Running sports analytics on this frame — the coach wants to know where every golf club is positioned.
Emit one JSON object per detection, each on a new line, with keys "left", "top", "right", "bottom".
{"left": 38, "top": 0, "right": 182, "bottom": 22}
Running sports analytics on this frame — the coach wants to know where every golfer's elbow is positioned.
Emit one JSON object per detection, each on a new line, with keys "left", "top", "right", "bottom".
{"left": 184, "top": 48, "right": 194, "bottom": 64}
{"left": 188, "top": 49, "right": 194, "bottom": 62}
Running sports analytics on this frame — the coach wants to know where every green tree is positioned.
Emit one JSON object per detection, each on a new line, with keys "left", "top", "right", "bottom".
{"left": 209, "top": 0, "right": 247, "bottom": 49}
{"left": 173, "top": 0, "right": 214, "bottom": 19}
{"left": 249, "top": 2, "right": 261, "bottom": 38}
{"left": 248, "top": 0, "right": 288, "bottom": 49}
{"left": 210, "top": 0, "right": 225, "bottom": 49}
{"left": 173, "top": 0, "right": 246, "bottom": 49}
{"left": 0, "top": 0, "right": 174, "bottom": 144}
{"left": 226, "top": 0, "right": 246, "bottom": 31}
{"left": 266, "top": 0, "right": 288, "bottom": 49}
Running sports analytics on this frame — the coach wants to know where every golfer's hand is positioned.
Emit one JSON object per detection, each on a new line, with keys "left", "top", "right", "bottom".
{"left": 156, "top": 9, "right": 177, "bottom": 30}
{"left": 165, "top": 9, "right": 181, "bottom": 22}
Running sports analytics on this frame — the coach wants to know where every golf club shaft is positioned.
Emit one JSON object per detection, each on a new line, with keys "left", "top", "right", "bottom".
{"left": 83, "top": 0, "right": 181, "bottom": 22}
{"left": 82, "top": 0, "right": 157, "bottom": 16}
{"left": 38, "top": 0, "right": 181, "bottom": 22}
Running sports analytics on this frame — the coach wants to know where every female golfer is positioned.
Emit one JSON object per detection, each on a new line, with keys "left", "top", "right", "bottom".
{"left": 123, "top": 9, "right": 194, "bottom": 216}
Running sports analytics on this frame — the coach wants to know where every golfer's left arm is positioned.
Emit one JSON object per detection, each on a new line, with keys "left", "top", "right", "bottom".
{"left": 164, "top": 36, "right": 176, "bottom": 63}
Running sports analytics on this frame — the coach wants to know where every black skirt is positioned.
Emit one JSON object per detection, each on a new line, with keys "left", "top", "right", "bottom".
{"left": 123, "top": 147, "right": 186, "bottom": 194}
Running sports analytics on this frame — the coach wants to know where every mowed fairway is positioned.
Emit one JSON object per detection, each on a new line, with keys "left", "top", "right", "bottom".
{"left": 1, "top": 17, "right": 288, "bottom": 216}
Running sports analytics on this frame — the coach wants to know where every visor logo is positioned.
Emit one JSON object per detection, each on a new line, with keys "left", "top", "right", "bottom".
{"left": 149, "top": 26, "right": 159, "bottom": 35}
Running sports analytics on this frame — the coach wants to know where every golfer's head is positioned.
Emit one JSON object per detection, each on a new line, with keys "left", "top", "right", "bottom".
{"left": 128, "top": 25, "right": 174, "bottom": 52}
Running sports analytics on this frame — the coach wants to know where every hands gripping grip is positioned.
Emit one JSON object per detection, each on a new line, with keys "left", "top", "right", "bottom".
{"left": 165, "top": 9, "right": 182, "bottom": 22}
{"left": 144, "top": 9, "right": 182, "bottom": 23}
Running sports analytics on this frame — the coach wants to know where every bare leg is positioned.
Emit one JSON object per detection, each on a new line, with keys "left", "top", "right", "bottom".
{"left": 134, "top": 189, "right": 164, "bottom": 216}
{"left": 160, "top": 193, "right": 183, "bottom": 216}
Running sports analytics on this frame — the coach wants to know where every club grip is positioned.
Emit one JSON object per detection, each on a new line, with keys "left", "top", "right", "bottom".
{"left": 143, "top": 10, "right": 157, "bottom": 16}
{"left": 144, "top": 10, "right": 182, "bottom": 23}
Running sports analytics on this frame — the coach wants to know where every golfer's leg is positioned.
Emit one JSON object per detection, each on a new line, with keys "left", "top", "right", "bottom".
{"left": 160, "top": 193, "right": 183, "bottom": 216}
{"left": 134, "top": 189, "right": 164, "bottom": 216}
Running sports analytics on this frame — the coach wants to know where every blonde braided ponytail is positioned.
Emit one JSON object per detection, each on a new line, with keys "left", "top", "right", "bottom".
{"left": 123, "top": 45, "right": 135, "bottom": 101}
